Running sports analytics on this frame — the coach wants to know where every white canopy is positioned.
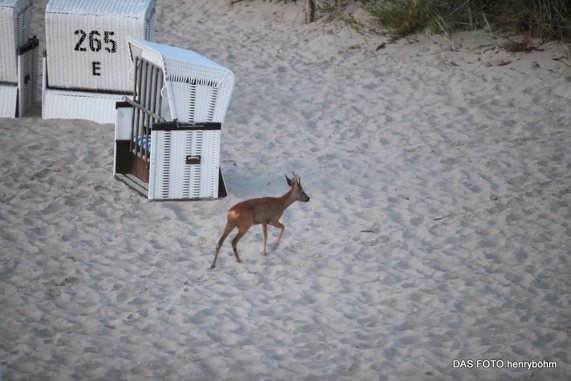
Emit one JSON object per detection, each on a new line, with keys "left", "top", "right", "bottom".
{"left": 128, "top": 37, "right": 235, "bottom": 124}
{"left": 46, "top": 0, "right": 154, "bottom": 17}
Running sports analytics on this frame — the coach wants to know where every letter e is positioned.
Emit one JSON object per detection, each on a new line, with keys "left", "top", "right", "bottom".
{"left": 92, "top": 61, "right": 101, "bottom": 76}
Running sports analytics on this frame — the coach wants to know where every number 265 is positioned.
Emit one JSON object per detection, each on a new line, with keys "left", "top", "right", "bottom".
{"left": 74, "top": 30, "right": 117, "bottom": 53}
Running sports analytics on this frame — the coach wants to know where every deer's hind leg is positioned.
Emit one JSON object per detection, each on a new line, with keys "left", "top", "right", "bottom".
{"left": 212, "top": 222, "right": 235, "bottom": 269}
{"left": 231, "top": 224, "right": 251, "bottom": 263}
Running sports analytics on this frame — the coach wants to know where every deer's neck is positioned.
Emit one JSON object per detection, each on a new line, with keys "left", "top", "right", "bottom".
{"left": 278, "top": 188, "right": 296, "bottom": 210}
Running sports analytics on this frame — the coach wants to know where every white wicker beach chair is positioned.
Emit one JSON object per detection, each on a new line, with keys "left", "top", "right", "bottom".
{"left": 114, "top": 38, "right": 236, "bottom": 200}
{"left": 0, "top": 0, "right": 38, "bottom": 118}
{"left": 42, "top": 0, "right": 155, "bottom": 124}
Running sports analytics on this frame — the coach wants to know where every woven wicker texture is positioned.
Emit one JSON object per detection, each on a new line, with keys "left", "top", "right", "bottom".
{"left": 17, "top": 40, "right": 38, "bottom": 115}
{"left": 45, "top": 0, "right": 155, "bottom": 92}
{"left": 42, "top": 87, "right": 124, "bottom": 124}
{"left": 0, "top": 84, "right": 18, "bottom": 117}
{"left": 117, "top": 40, "right": 234, "bottom": 199}
{"left": 149, "top": 129, "right": 220, "bottom": 200}
{"left": 128, "top": 37, "right": 235, "bottom": 124}
{"left": 0, "top": 0, "right": 32, "bottom": 84}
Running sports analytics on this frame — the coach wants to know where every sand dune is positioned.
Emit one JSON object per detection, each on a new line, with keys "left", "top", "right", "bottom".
{"left": 1, "top": 0, "right": 570, "bottom": 380}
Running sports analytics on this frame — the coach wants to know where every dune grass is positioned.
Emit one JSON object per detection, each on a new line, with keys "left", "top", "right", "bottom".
{"left": 250, "top": 0, "right": 571, "bottom": 44}
{"left": 360, "top": 0, "right": 571, "bottom": 42}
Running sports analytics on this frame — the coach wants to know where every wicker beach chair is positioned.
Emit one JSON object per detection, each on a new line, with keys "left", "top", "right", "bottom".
{"left": 114, "top": 38, "right": 235, "bottom": 201}
{"left": 42, "top": 0, "right": 155, "bottom": 124}
{"left": 0, "top": 0, "right": 38, "bottom": 118}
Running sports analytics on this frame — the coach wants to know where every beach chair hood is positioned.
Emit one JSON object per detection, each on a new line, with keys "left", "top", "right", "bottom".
{"left": 127, "top": 37, "right": 235, "bottom": 123}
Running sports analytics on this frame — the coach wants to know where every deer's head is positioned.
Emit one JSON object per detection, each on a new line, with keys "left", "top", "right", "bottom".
{"left": 286, "top": 173, "right": 310, "bottom": 202}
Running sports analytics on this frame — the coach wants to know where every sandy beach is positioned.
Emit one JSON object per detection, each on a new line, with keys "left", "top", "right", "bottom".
{"left": 1, "top": 0, "right": 570, "bottom": 380}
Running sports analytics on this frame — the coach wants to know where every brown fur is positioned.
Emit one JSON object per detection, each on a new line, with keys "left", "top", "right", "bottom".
{"left": 211, "top": 174, "right": 309, "bottom": 268}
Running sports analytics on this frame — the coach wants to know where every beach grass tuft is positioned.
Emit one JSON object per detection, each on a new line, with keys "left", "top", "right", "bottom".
{"left": 360, "top": 0, "right": 571, "bottom": 41}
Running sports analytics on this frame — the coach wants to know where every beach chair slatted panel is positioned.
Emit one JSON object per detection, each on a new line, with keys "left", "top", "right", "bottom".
{"left": 0, "top": 0, "right": 37, "bottom": 118}
{"left": 42, "top": 0, "right": 155, "bottom": 124}
{"left": 0, "top": 0, "right": 32, "bottom": 83}
{"left": 149, "top": 123, "right": 222, "bottom": 200}
{"left": 0, "top": 86, "right": 18, "bottom": 116}
{"left": 42, "top": 86, "right": 124, "bottom": 123}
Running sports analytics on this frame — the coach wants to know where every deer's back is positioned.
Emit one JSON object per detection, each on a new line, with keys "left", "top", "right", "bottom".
{"left": 229, "top": 196, "right": 284, "bottom": 225}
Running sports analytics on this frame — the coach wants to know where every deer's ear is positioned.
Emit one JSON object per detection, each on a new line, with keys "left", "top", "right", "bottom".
{"left": 286, "top": 175, "right": 293, "bottom": 186}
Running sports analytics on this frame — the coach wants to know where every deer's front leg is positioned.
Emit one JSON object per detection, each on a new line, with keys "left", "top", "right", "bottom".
{"left": 270, "top": 220, "right": 285, "bottom": 247}
{"left": 261, "top": 224, "right": 268, "bottom": 256}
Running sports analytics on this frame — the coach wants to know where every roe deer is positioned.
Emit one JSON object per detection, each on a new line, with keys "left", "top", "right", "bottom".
{"left": 211, "top": 173, "right": 310, "bottom": 269}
